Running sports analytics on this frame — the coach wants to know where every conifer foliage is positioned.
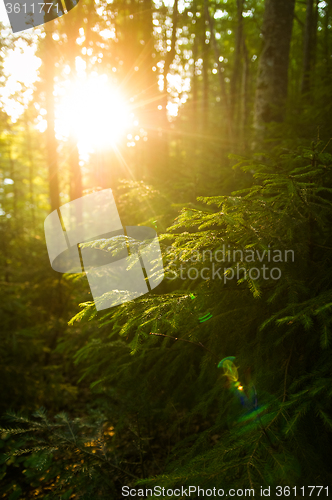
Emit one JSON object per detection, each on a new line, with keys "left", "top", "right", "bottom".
{"left": 1, "top": 0, "right": 332, "bottom": 496}
{"left": 2, "top": 141, "right": 332, "bottom": 497}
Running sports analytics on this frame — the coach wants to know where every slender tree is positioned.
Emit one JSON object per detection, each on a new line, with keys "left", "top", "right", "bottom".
{"left": 254, "top": 0, "right": 296, "bottom": 134}
{"left": 230, "top": 0, "right": 244, "bottom": 120}
{"left": 204, "top": 0, "right": 232, "bottom": 142}
{"left": 162, "top": 0, "right": 178, "bottom": 123}
{"left": 43, "top": 28, "right": 60, "bottom": 211}
{"left": 63, "top": 0, "right": 83, "bottom": 201}
{"left": 301, "top": 0, "right": 316, "bottom": 95}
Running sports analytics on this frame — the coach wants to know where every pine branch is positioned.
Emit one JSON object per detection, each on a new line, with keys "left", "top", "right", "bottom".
{"left": 149, "top": 332, "right": 218, "bottom": 359}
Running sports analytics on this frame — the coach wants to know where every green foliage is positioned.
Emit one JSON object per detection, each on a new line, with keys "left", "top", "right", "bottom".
{"left": 0, "top": 409, "right": 121, "bottom": 498}
{"left": 72, "top": 140, "right": 332, "bottom": 489}
{"left": 2, "top": 0, "right": 332, "bottom": 495}
{"left": 3, "top": 141, "right": 332, "bottom": 497}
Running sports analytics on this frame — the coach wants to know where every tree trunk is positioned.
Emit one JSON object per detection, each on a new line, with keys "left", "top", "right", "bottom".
{"left": 230, "top": 0, "right": 244, "bottom": 121}
{"left": 65, "top": 16, "right": 83, "bottom": 201}
{"left": 239, "top": 39, "right": 249, "bottom": 150}
{"left": 8, "top": 144, "right": 17, "bottom": 224}
{"left": 204, "top": 0, "right": 232, "bottom": 143}
{"left": 162, "top": 0, "right": 178, "bottom": 123}
{"left": 44, "top": 29, "right": 60, "bottom": 212}
{"left": 141, "top": 0, "right": 164, "bottom": 180}
{"left": 323, "top": 1, "right": 331, "bottom": 76}
{"left": 189, "top": 2, "right": 199, "bottom": 202}
{"left": 202, "top": 36, "right": 209, "bottom": 130}
{"left": 312, "top": 0, "right": 319, "bottom": 77}
{"left": 24, "top": 113, "right": 36, "bottom": 231}
{"left": 192, "top": 28, "right": 198, "bottom": 121}
{"left": 254, "top": 0, "right": 296, "bottom": 134}
{"left": 301, "top": 0, "right": 315, "bottom": 95}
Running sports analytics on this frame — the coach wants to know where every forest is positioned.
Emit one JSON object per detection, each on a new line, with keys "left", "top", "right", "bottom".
{"left": 0, "top": 0, "right": 332, "bottom": 498}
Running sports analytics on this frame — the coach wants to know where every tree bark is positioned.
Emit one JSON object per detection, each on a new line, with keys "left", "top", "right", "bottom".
{"left": 204, "top": 0, "right": 232, "bottom": 143}
{"left": 239, "top": 39, "right": 249, "bottom": 150}
{"left": 44, "top": 29, "right": 60, "bottom": 212}
{"left": 64, "top": 13, "right": 83, "bottom": 201}
{"left": 323, "top": 0, "right": 331, "bottom": 78}
{"left": 254, "top": 0, "right": 296, "bottom": 134}
{"left": 301, "top": 0, "right": 315, "bottom": 95}
{"left": 202, "top": 32, "right": 209, "bottom": 130}
{"left": 24, "top": 113, "right": 36, "bottom": 231}
{"left": 192, "top": 27, "right": 198, "bottom": 121}
{"left": 231, "top": 0, "right": 244, "bottom": 121}
{"left": 162, "top": 0, "right": 178, "bottom": 123}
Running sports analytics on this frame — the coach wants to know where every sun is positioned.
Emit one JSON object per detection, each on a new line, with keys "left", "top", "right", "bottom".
{"left": 56, "top": 75, "right": 134, "bottom": 152}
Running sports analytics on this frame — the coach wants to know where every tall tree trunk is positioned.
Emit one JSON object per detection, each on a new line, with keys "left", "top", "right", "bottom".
{"left": 254, "top": 0, "right": 296, "bottom": 134}
{"left": 24, "top": 114, "right": 36, "bottom": 231}
{"left": 189, "top": 2, "right": 199, "bottom": 202}
{"left": 231, "top": 0, "right": 244, "bottom": 122}
{"left": 162, "top": 0, "right": 178, "bottom": 123}
{"left": 44, "top": 30, "right": 60, "bottom": 212}
{"left": 312, "top": 0, "right": 319, "bottom": 76}
{"left": 323, "top": 0, "right": 331, "bottom": 79}
{"left": 192, "top": 28, "right": 198, "bottom": 121}
{"left": 65, "top": 16, "right": 83, "bottom": 201}
{"left": 8, "top": 144, "right": 17, "bottom": 224}
{"left": 204, "top": 0, "right": 232, "bottom": 143}
{"left": 202, "top": 37, "right": 209, "bottom": 130}
{"left": 159, "top": 0, "right": 178, "bottom": 174}
{"left": 141, "top": 0, "right": 164, "bottom": 180}
{"left": 239, "top": 39, "right": 249, "bottom": 150}
{"left": 301, "top": 0, "right": 315, "bottom": 95}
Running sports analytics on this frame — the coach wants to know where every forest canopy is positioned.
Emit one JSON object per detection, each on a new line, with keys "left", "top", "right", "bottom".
{"left": 0, "top": 0, "right": 332, "bottom": 498}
